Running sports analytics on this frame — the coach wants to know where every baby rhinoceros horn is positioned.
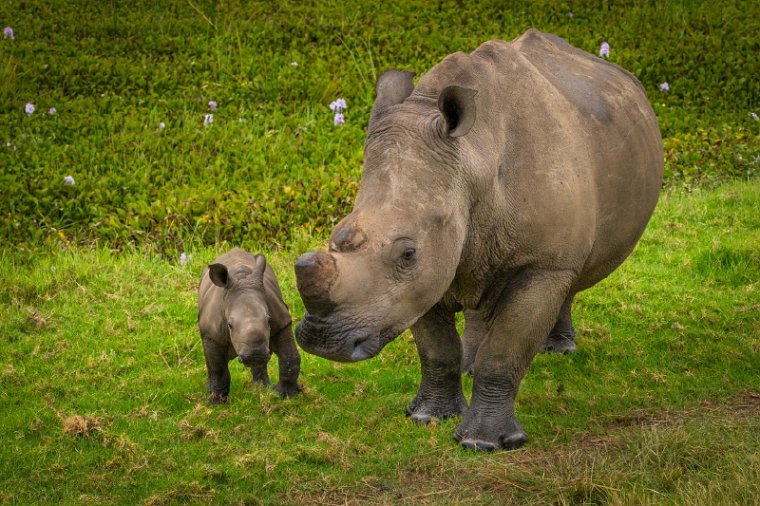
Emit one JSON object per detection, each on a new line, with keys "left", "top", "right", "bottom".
{"left": 294, "top": 252, "right": 338, "bottom": 317}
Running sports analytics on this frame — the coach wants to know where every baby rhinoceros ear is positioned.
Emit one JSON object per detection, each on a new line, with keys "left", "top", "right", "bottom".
{"left": 437, "top": 85, "right": 477, "bottom": 138}
{"left": 208, "top": 263, "right": 229, "bottom": 288}
{"left": 252, "top": 254, "right": 267, "bottom": 279}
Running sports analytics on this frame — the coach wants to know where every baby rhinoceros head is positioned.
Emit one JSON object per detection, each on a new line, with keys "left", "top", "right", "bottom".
{"left": 208, "top": 255, "right": 271, "bottom": 366}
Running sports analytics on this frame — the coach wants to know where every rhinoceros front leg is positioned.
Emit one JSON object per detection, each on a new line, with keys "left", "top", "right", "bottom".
{"left": 270, "top": 325, "right": 302, "bottom": 398}
{"left": 202, "top": 337, "right": 231, "bottom": 404}
{"left": 455, "top": 270, "right": 574, "bottom": 451}
{"left": 407, "top": 304, "right": 468, "bottom": 423}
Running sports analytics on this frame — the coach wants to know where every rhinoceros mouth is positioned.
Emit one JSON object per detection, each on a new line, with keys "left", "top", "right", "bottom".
{"left": 296, "top": 314, "right": 402, "bottom": 363}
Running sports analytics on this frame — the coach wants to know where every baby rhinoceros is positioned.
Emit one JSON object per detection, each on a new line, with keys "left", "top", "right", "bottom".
{"left": 198, "top": 248, "right": 301, "bottom": 402}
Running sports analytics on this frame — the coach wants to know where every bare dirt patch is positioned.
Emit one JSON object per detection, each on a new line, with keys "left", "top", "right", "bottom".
{"left": 592, "top": 390, "right": 759, "bottom": 432}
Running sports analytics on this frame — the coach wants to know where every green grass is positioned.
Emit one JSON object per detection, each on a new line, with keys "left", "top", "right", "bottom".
{"left": 1, "top": 0, "right": 758, "bottom": 253}
{"left": 1, "top": 180, "right": 758, "bottom": 505}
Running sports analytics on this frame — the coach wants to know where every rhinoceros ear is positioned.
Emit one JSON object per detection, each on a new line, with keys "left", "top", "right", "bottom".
{"left": 208, "top": 263, "right": 229, "bottom": 288}
{"left": 369, "top": 69, "right": 416, "bottom": 130}
{"left": 437, "top": 85, "right": 477, "bottom": 138}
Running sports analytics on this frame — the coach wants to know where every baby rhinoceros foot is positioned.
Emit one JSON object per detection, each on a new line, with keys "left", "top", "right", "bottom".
{"left": 454, "top": 413, "right": 527, "bottom": 452}
{"left": 207, "top": 392, "right": 229, "bottom": 405}
{"left": 406, "top": 392, "right": 468, "bottom": 424}
{"left": 274, "top": 381, "right": 302, "bottom": 398}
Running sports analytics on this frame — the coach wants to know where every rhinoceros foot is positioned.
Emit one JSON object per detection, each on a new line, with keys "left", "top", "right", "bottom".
{"left": 406, "top": 393, "right": 468, "bottom": 424}
{"left": 454, "top": 415, "right": 527, "bottom": 452}
{"left": 541, "top": 329, "right": 577, "bottom": 353}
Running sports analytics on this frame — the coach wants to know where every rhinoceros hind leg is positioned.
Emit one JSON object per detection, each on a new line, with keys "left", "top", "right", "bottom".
{"left": 541, "top": 294, "right": 577, "bottom": 353}
{"left": 461, "top": 309, "right": 486, "bottom": 376}
{"left": 407, "top": 304, "right": 468, "bottom": 424}
{"left": 541, "top": 329, "right": 577, "bottom": 353}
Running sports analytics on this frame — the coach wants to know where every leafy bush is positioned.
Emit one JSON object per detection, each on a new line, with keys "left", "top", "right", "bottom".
{"left": 0, "top": 0, "right": 757, "bottom": 254}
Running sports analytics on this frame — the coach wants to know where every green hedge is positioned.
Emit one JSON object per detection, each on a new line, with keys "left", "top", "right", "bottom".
{"left": 1, "top": 0, "right": 757, "bottom": 254}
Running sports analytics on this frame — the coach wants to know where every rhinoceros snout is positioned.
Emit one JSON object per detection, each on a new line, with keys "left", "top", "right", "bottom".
{"left": 296, "top": 315, "right": 369, "bottom": 363}
{"left": 295, "top": 252, "right": 338, "bottom": 317}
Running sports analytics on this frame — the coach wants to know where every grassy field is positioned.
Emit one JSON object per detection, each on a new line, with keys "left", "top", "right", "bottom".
{"left": 1, "top": 0, "right": 759, "bottom": 504}
{"left": 1, "top": 181, "right": 758, "bottom": 505}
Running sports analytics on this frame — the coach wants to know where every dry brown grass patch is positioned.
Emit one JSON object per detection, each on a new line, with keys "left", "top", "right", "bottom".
{"left": 61, "top": 414, "right": 104, "bottom": 437}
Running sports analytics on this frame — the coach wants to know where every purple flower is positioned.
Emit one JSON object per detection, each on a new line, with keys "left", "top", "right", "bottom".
{"left": 180, "top": 252, "right": 192, "bottom": 265}
{"left": 48, "top": 107, "right": 57, "bottom": 115}
{"left": 290, "top": 61, "right": 298, "bottom": 67}
{"left": 208, "top": 100, "right": 218, "bottom": 111}
{"left": 334, "top": 113, "right": 345, "bottom": 126}
{"left": 159, "top": 121, "right": 166, "bottom": 129}
{"left": 25, "top": 103, "right": 35, "bottom": 115}
{"left": 3, "top": 27, "right": 14, "bottom": 40}
{"left": 750, "top": 112, "right": 759, "bottom": 120}
{"left": 63, "top": 175, "right": 75, "bottom": 186}
{"left": 659, "top": 82, "right": 670, "bottom": 92}
{"left": 203, "top": 113, "right": 214, "bottom": 125}
{"left": 599, "top": 42, "right": 610, "bottom": 58}
{"left": 330, "top": 98, "right": 347, "bottom": 112}
{"left": 567, "top": 12, "right": 574, "bottom": 18}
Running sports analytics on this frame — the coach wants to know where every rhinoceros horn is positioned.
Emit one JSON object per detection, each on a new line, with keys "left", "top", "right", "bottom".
{"left": 369, "top": 69, "right": 416, "bottom": 129}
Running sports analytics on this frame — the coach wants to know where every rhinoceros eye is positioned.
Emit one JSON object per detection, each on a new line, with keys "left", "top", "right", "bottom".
{"left": 385, "top": 237, "right": 418, "bottom": 275}
{"left": 398, "top": 247, "right": 417, "bottom": 270}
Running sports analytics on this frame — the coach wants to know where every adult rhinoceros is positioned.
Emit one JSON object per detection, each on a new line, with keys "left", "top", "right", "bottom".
{"left": 295, "top": 29, "right": 663, "bottom": 451}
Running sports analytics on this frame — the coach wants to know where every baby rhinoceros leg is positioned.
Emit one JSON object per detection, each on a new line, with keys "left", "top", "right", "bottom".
{"left": 250, "top": 362, "right": 272, "bottom": 387}
{"left": 270, "top": 325, "right": 302, "bottom": 398}
{"left": 407, "top": 304, "right": 468, "bottom": 424}
{"left": 202, "top": 337, "right": 231, "bottom": 404}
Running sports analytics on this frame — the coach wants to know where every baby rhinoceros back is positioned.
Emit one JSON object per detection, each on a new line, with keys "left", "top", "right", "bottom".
{"left": 197, "top": 248, "right": 301, "bottom": 402}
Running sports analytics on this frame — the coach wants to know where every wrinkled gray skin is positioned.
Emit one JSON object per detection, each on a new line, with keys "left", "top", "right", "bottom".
{"left": 198, "top": 248, "right": 301, "bottom": 402}
{"left": 295, "top": 30, "right": 663, "bottom": 451}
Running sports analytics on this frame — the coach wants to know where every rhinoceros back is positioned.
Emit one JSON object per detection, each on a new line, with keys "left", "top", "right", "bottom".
{"left": 513, "top": 30, "right": 663, "bottom": 288}
{"left": 411, "top": 30, "right": 662, "bottom": 290}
